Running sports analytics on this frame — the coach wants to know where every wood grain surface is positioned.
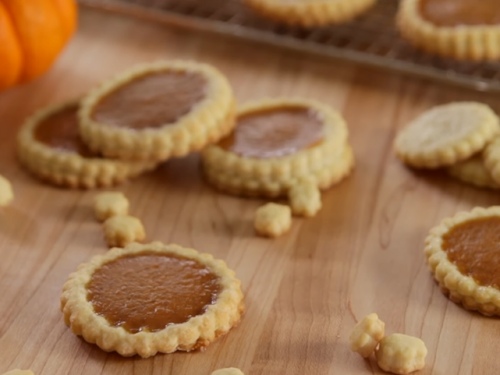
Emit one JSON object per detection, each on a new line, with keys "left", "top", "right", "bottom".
{"left": 1, "top": 7, "right": 500, "bottom": 375}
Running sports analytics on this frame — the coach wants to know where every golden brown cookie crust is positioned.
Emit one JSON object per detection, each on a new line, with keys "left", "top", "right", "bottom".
{"left": 447, "top": 154, "right": 500, "bottom": 190}
{"left": 202, "top": 99, "right": 352, "bottom": 198}
{"left": 397, "top": 0, "right": 500, "bottom": 61}
{"left": 424, "top": 206, "right": 500, "bottom": 316}
{"left": 244, "top": 0, "right": 377, "bottom": 27}
{"left": 79, "top": 61, "right": 236, "bottom": 162}
{"left": 484, "top": 137, "right": 500, "bottom": 185}
{"left": 61, "top": 242, "right": 245, "bottom": 357}
{"left": 17, "top": 101, "right": 156, "bottom": 189}
{"left": 395, "top": 102, "right": 500, "bottom": 169}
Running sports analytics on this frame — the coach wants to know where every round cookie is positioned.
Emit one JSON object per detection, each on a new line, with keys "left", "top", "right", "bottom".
{"left": 244, "top": 0, "right": 377, "bottom": 27}
{"left": 395, "top": 102, "right": 499, "bottom": 169}
{"left": 447, "top": 154, "right": 500, "bottom": 190}
{"left": 202, "top": 98, "right": 354, "bottom": 198}
{"left": 397, "top": 0, "right": 500, "bottom": 61}
{"left": 79, "top": 60, "right": 235, "bottom": 161}
{"left": 17, "top": 102, "right": 156, "bottom": 189}
{"left": 61, "top": 242, "right": 245, "bottom": 357}
{"left": 425, "top": 206, "right": 500, "bottom": 316}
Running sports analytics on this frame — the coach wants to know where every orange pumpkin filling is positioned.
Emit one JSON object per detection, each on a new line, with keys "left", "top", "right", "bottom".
{"left": 219, "top": 107, "right": 324, "bottom": 159}
{"left": 420, "top": 0, "right": 500, "bottom": 27}
{"left": 442, "top": 217, "right": 500, "bottom": 288}
{"left": 87, "top": 252, "right": 221, "bottom": 333}
{"left": 35, "top": 104, "right": 95, "bottom": 157}
{"left": 91, "top": 72, "right": 207, "bottom": 129}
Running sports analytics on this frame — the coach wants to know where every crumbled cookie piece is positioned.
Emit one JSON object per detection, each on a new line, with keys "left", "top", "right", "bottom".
{"left": 94, "top": 192, "right": 130, "bottom": 222}
{"left": 2, "top": 370, "right": 35, "bottom": 375}
{"left": 0, "top": 174, "right": 14, "bottom": 207}
{"left": 349, "top": 313, "right": 385, "bottom": 358}
{"left": 288, "top": 179, "right": 322, "bottom": 217}
{"left": 211, "top": 368, "right": 244, "bottom": 375}
{"left": 376, "top": 333, "right": 427, "bottom": 375}
{"left": 254, "top": 203, "right": 292, "bottom": 238}
{"left": 103, "top": 215, "right": 145, "bottom": 247}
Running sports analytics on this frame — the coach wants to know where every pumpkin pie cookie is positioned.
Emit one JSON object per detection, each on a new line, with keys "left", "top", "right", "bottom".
{"left": 395, "top": 102, "right": 499, "bottom": 169}
{"left": 447, "top": 154, "right": 500, "bottom": 190}
{"left": 425, "top": 206, "right": 500, "bottom": 316}
{"left": 17, "top": 102, "right": 156, "bottom": 189}
{"left": 397, "top": 0, "right": 500, "bottom": 61}
{"left": 244, "top": 0, "right": 377, "bottom": 27}
{"left": 202, "top": 99, "right": 353, "bottom": 198}
{"left": 61, "top": 242, "right": 244, "bottom": 357}
{"left": 79, "top": 61, "right": 235, "bottom": 161}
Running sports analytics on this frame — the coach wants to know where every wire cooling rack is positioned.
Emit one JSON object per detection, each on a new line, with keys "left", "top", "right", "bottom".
{"left": 79, "top": 0, "right": 500, "bottom": 93}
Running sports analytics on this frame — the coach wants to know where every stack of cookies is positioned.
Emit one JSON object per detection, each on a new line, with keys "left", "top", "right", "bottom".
{"left": 18, "top": 60, "right": 354, "bottom": 202}
{"left": 17, "top": 60, "right": 235, "bottom": 189}
{"left": 394, "top": 102, "right": 500, "bottom": 189}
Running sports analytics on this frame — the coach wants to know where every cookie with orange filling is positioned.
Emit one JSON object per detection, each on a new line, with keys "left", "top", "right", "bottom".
{"left": 201, "top": 99, "right": 354, "bottom": 198}
{"left": 79, "top": 61, "right": 235, "bottom": 162}
{"left": 61, "top": 242, "right": 244, "bottom": 357}
{"left": 425, "top": 206, "right": 500, "bottom": 316}
{"left": 397, "top": 0, "right": 500, "bottom": 61}
{"left": 17, "top": 102, "right": 156, "bottom": 189}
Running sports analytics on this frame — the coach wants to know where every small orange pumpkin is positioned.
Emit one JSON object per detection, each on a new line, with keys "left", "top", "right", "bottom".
{"left": 0, "top": 0, "right": 77, "bottom": 90}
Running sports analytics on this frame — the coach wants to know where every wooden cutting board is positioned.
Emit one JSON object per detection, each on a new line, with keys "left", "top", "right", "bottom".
{"left": 1, "top": 7, "right": 499, "bottom": 375}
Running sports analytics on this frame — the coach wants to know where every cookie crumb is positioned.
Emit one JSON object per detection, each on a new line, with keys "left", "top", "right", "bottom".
{"left": 211, "top": 369, "right": 244, "bottom": 375}
{"left": 376, "top": 333, "right": 427, "bottom": 375}
{"left": 349, "top": 313, "right": 385, "bottom": 358}
{"left": 103, "top": 215, "right": 145, "bottom": 247}
{"left": 2, "top": 370, "right": 35, "bottom": 375}
{"left": 254, "top": 203, "right": 291, "bottom": 238}
{"left": 0, "top": 174, "right": 14, "bottom": 207}
{"left": 288, "top": 179, "right": 322, "bottom": 217}
{"left": 94, "top": 192, "right": 130, "bottom": 222}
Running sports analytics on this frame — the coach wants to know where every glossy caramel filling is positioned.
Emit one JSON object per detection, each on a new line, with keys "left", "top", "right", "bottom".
{"left": 443, "top": 217, "right": 500, "bottom": 288}
{"left": 92, "top": 72, "right": 207, "bottom": 129}
{"left": 35, "top": 105, "right": 96, "bottom": 158}
{"left": 87, "top": 252, "right": 221, "bottom": 333}
{"left": 420, "top": 0, "right": 500, "bottom": 27}
{"left": 219, "top": 107, "right": 324, "bottom": 159}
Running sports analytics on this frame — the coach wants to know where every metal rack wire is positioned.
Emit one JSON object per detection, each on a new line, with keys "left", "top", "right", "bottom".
{"left": 79, "top": 0, "right": 500, "bottom": 93}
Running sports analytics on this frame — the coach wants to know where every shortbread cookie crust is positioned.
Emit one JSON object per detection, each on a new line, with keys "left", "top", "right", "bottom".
{"left": 397, "top": 0, "right": 500, "bottom": 61}
{"left": 447, "top": 154, "right": 500, "bottom": 190}
{"left": 17, "top": 102, "right": 156, "bottom": 189}
{"left": 483, "top": 136, "right": 500, "bottom": 185}
{"left": 244, "top": 0, "right": 376, "bottom": 28}
{"left": 61, "top": 242, "right": 244, "bottom": 357}
{"left": 395, "top": 102, "right": 499, "bottom": 169}
{"left": 425, "top": 206, "right": 500, "bottom": 316}
{"left": 202, "top": 99, "right": 352, "bottom": 197}
{"left": 79, "top": 61, "right": 235, "bottom": 161}
{"left": 204, "top": 143, "right": 354, "bottom": 198}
